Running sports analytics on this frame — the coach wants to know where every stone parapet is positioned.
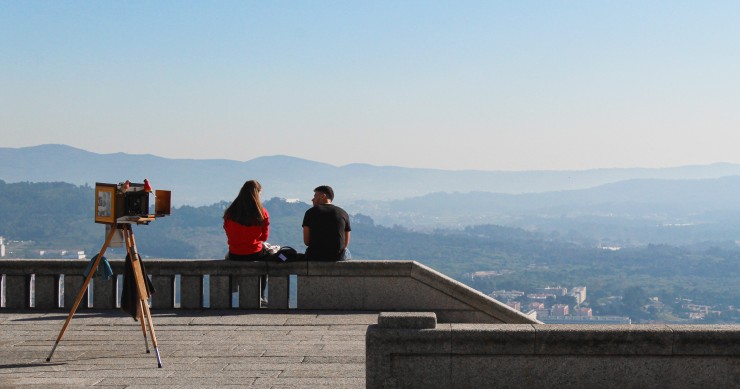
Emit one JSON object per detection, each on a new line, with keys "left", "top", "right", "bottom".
{"left": 0, "top": 259, "right": 538, "bottom": 324}
{"left": 366, "top": 312, "right": 740, "bottom": 388}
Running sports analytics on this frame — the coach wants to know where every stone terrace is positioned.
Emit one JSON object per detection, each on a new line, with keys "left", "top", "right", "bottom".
{"left": 0, "top": 259, "right": 538, "bottom": 388}
{"left": 0, "top": 310, "right": 375, "bottom": 388}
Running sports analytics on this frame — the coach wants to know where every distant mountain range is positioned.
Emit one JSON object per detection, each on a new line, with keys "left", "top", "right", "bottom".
{"left": 4, "top": 144, "right": 740, "bottom": 209}
{"left": 367, "top": 176, "right": 740, "bottom": 229}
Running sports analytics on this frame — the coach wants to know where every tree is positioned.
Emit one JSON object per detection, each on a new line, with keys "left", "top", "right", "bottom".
{"left": 622, "top": 286, "right": 648, "bottom": 318}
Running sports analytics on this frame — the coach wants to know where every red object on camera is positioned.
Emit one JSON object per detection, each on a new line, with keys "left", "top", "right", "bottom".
{"left": 143, "top": 179, "right": 152, "bottom": 192}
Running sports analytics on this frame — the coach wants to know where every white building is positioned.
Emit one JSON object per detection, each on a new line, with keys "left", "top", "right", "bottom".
{"left": 539, "top": 286, "right": 568, "bottom": 296}
{"left": 0, "top": 236, "right": 5, "bottom": 257}
{"left": 571, "top": 286, "right": 587, "bottom": 304}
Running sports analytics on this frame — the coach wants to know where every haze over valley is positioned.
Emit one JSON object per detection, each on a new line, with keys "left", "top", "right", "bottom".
{"left": 4, "top": 144, "right": 740, "bottom": 247}
{"left": 1, "top": 145, "right": 739, "bottom": 323}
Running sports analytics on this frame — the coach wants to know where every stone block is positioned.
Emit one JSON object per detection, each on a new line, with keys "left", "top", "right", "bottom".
{"left": 180, "top": 275, "right": 202, "bottom": 309}
{"left": 451, "top": 355, "right": 670, "bottom": 388}
{"left": 363, "top": 277, "right": 464, "bottom": 311}
{"left": 151, "top": 275, "right": 174, "bottom": 309}
{"left": 4, "top": 275, "right": 29, "bottom": 309}
{"left": 63, "top": 274, "right": 88, "bottom": 310}
{"left": 366, "top": 321, "right": 740, "bottom": 388}
{"left": 208, "top": 275, "right": 231, "bottom": 309}
{"left": 92, "top": 277, "right": 115, "bottom": 309}
{"left": 409, "top": 262, "right": 460, "bottom": 292}
{"left": 450, "top": 324, "right": 535, "bottom": 354}
{"left": 234, "top": 276, "right": 260, "bottom": 309}
{"left": 298, "top": 276, "right": 365, "bottom": 310}
{"left": 366, "top": 324, "right": 452, "bottom": 389}
{"left": 390, "top": 355, "right": 451, "bottom": 389}
{"left": 664, "top": 356, "right": 740, "bottom": 387}
{"left": 307, "top": 260, "right": 414, "bottom": 277}
{"left": 266, "top": 261, "right": 308, "bottom": 276}
{"left": 268, "top": 275, "right": 289, "bottom": 309}
{"left": 156, "top": 259, "right": 238, "bottom": 276}
{"left": 34, "top": 274, "right": 59, "bottom": 309}
{"left": 411, "top": 261, "right": 538, "bottom": 324}
{"left": 436, "top": 310, "right": 503, "bottom": 324}
{"left": 533, "top": 324, "right": 674, "bottom": 355}
{"left": 669, "top": 324, "right": 740, "bottom": 355}
{"left": 378, "top": 312, "right": 437, "bottom": 329}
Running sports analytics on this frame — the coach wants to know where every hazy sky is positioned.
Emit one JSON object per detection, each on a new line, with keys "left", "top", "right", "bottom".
{"left": 2, "top": 1, "right": 739, "bottom": 171}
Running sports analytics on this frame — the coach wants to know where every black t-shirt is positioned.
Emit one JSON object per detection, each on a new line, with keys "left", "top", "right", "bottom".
{"left": 302, "top": 204, "right": 351, "bottom": 261}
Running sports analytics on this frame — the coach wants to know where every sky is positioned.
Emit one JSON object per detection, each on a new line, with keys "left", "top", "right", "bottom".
{"left": 2, "top": 1, "right": 740, "bottom": 171}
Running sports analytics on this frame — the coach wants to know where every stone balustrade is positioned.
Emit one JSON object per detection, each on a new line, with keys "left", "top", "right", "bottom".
{"left": 366, "top": 312, "right": 740, "bottom": 388}
{"left": 0, "top": 259, "right": 537, "bottom": 324}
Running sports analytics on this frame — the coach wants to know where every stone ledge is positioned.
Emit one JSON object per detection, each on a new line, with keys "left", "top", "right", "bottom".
{"left": 366, "top": 314, "right": 740, "bottom": 388}
{"left": 1, "top": 260, "right": 540, "bottom": 323}
{"left": 410, "top": 262, "right": 539, "bottom": 324}
{"left": 532, "top": 324, "right": 674, "bottom": 355}
{"left": 668, "top": 324, "right": 740, "bottom": 355}
{"left": 307, "top": 260, "right": 415, "bottom": 276}
{"left": 367, "top": 316, "right": 740, "bottom": 356}
{"left": 378, "top": 312, "right": 437, "bottom": 329}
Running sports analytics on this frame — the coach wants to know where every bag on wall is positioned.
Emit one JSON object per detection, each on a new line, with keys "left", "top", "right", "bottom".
{"left": 272, "top": 246, "right": 298, "bottom": 262}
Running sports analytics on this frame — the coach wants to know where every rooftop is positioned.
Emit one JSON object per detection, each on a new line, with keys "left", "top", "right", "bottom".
{"left": 0, "top": 310, "right": 375, "bottom": 388}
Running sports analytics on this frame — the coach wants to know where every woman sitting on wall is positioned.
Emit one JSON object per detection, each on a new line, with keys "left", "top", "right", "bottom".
{"left": 223, "top": 179, "right": 272, "bottom": 304}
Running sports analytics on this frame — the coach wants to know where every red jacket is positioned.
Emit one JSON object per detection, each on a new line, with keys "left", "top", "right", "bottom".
{"left": 223, "top": 209, "right": 270, "bottom": 255}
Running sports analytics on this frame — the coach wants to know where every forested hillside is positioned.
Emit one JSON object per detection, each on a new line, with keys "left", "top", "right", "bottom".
{"left": 0, "top": 180, "right": 98, "bottom": 248}
{"left": 1, "top": 180, "right": 738, "bottom": 323}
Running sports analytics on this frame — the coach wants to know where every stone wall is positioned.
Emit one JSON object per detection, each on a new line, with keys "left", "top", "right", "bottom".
{"left": 0, "top": 259, "right": 537, "bottom": 324}
{"left": 366, "top": 312, "right": 740, "bottom": 389}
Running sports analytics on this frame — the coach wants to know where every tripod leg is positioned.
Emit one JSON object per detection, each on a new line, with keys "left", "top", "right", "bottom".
{"left": 127, "top": 225, "right": 163, "bottom": 368}
{"left": 138, "top": 300, "right": 151, "bottom": 353}
{"left": 47, "top": 225, "right": 118, "bottom": 362}
{"left": 123, "top": 226, "right": 150, "bottom": 354}
{"left": 141, "top": 296, "right": 163, "bottom": 368}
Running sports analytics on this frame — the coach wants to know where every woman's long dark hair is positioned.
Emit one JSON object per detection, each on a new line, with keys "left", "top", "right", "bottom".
{"left": 223, "top": 180, "right": 265, "bottom": 226}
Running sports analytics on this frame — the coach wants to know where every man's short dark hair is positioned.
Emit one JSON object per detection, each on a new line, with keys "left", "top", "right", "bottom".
{"left": 314, "top": 185, "right": 334, "bottom": 201}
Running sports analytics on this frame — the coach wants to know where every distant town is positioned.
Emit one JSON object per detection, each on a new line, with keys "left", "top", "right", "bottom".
{"left": 486, "top": 280, "right": 739, "bottom": 324}
{"left": 0, "top": 237, "right": 87, "bottom": 260}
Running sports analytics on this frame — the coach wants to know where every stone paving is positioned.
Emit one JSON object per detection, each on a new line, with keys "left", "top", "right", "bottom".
{"left": 0, "top": 310, "right": 377, "bottom": 388}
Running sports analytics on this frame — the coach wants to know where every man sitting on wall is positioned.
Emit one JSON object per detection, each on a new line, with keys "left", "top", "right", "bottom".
{"left": 302, "top": 185, "right": 351, "bottom": 261}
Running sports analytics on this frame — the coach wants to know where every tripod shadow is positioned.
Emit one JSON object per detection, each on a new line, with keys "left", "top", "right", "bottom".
{"left": 8, "top": 310, "right": 129, "bottom": 322}
{"left": 0, "top": 362, "right": 65, "bottom": 369}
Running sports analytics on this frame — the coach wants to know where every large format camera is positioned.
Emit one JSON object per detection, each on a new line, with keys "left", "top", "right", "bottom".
{"left": 122, "top": 184, "right": 149, "bottom": 216}
{"left": 95, "top": 180, "right": 171, "bottom": 224}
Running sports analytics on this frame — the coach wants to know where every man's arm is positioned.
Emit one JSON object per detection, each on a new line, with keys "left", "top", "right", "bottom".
{"left": 303, "top": 226, "right": 310, "bottom": 246}
{"left": 344, "top": 231, "right": 350, "bottom": 249}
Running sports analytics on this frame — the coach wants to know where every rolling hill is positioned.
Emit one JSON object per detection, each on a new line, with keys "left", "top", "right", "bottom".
{"left": 4, "top": 144, "right": 740, "bottom": 207}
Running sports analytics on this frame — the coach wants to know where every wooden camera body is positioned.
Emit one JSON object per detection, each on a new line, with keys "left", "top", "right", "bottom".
{"left": 95, "top": 181, "right": 171, "bottom": 224}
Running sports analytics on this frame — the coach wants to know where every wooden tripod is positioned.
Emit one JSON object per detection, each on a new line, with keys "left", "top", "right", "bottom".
{"left": 46, "top": 222, "right": 163, "bottom": 368}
